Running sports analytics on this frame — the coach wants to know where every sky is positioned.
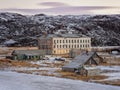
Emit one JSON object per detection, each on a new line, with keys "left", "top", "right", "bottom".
{"left": 0, "top": 0, "right": 119, "bottom": 15}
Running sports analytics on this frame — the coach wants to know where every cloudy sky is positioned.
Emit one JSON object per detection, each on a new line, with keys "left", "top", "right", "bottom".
{"left": 0, "top": 0, "right": 120, "bottom": 15}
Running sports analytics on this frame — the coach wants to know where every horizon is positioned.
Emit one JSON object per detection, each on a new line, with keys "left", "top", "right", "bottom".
{"left": 0, "top": 0, "right": 120, "bottom": 15}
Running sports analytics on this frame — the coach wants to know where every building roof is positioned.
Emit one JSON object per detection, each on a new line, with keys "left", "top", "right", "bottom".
{"left": 12, "top": 50, "right": 46, "bottom": 56}
{"left": 40, "top": 34, "right": 90, "bottom": 39}
{"left": 63, "top": 52, "right": 96, "bottom": 69}
{"left": 4, "top": 39, "right": 17, "bottom": 45}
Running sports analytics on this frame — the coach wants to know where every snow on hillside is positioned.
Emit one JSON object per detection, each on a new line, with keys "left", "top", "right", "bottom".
{"left": 0, "top": 12, "right": 120, "bottom": 46}
{"left": 0, "top": 71, "right": 120, "bottom": 90}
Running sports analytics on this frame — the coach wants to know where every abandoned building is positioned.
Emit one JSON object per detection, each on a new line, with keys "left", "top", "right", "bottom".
{"left": 11, "top": 50, "right": 46, "bottom": 60}
{"left": 62, "top": 51, "right": 103, "bottom": 73}
{"left": 38, "top": 34, "right": 91, "bottom": 56}
{"left": 76, "top": 66, "right": 101, "bottom": 76}
{"left": 69, "top": 49, "right": 87, "bottom": 58}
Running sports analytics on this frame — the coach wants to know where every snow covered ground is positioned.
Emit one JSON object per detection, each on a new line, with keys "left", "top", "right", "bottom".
{"left": 97, "top": 66, "right": 120, "bottom": 71}
{"left": 0, "top": 71, "right": 120, "bottom": 90}
{"left": 97, "top": 66, "right": 120, "bottom": 81}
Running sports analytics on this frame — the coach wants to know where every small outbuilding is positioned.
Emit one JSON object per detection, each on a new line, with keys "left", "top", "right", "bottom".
{"left": 62, "top": 51, "right": 103, "bottom": 72}
{"left": 76, "top": 66, "right": 101, "bottom": 76}
{"left": 11, "top": 50, "right": 46, "bottom": 60}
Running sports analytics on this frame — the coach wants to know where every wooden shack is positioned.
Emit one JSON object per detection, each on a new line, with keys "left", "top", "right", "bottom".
{"left": 11, "top": 50, "right": 46, "bottom": 60}
{"left": 62, "top": 51, "right": 103, "bottom": 72}
{"left": 77, "top": 66, "right": 101, "bottom": 76}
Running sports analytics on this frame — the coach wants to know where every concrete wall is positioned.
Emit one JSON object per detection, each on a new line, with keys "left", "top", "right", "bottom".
{"left": 38, "top": 37, "right": 91, "bottom": 55}
{"left": 62, "top": 67, "right": 76, "bottom": 72}
{"left": 52, "top": 37, "right": 91, "bottom": 55}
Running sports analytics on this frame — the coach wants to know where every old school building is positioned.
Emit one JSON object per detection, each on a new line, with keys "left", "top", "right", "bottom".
{"left": 38, "top": 34, "right": 91, "bottom": 55}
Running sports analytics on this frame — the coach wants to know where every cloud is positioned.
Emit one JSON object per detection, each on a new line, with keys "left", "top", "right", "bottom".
{"left": 0, "top": 6, "right": 118, "bottom": 15}
{"left": 38, "top": 2, "right": 68, "bottom": 7}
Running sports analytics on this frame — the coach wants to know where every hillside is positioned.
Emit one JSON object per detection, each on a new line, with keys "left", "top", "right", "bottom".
{"left": 0, "top": 12, "right": 120, "bottom": 46}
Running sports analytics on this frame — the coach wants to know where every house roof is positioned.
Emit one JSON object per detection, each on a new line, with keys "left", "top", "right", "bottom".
{"left": 12, "top": 50, "right": 46, "bottom": 56}
{"left": 4, "top": 39, "right": 17, "bottom": 45}
{"left": 40, "top": 34, "right": 90, "bottom": 39}
{"left": 63, "top": 52, "right": 96, "bottom": 69}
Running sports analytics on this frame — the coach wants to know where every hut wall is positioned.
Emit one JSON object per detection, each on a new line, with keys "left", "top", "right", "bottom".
{"left": 85, "top": 58, "right": 98, "bottom": 66}
{"left": 87, "top": 69, "right": 101, "bottom": 76}
{"left": 62, "top": 67, "right": 76, "bottom": 72}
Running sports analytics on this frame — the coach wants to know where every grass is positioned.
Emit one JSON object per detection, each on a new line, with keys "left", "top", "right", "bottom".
{"left": 96, "top": 80, "right": 120, "bottom": 86}
{"left": 0, "top": 59, "right": 41, "bottom": 68}
{"left": 56, "top": 70, "right": 108, "bottom": 81}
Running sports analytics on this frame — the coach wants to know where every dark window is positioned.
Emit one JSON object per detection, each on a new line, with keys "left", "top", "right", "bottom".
{"left": 83, "top": 45, "right": 84, "bottom": 47}
{"left": 75, "top": 45, "right": 76, "bottom": 48}
{"left": 66, "top": 40, "right": 67, "bottom": 43}
{"left": 80, "top": 40, "right": 82, "bottom": 43}
{"left": 54, "top": 40, "right": 56, "bottom": 43}
{"left": 72, "top": 40, "right": 73, "bottom": 43}
{"left": 60, "top": 45, "right": 61, "bottom": 48}
{"left": 74, "top": 40, "right": 76, "bottom": 43}
{"left": 80, "top": 45, "right": 82, "bottom": 48}
{"left": 88, "top": 40, "right": 89, "bottom": 43}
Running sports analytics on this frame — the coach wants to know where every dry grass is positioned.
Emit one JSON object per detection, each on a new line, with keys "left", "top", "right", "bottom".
{"left": 100, "top": 57, "right": 120, "bottom": 66}
{"left": 0, "top": 59, "right": 40, "bottom": 68}
{"left": 56, "top": 70, "right": 108, "bottom": 81}
{"left": 42, "top": 62, "right": 65, "bottom": 68}
{"left": 8, "top": 47, "right": 38, "bottom": 50}
{"left": 96, "top": 80, "right": 120, "bottom": 86}
{"left": 0, "top": 47, "right": 38, "bottom": 55}
{"left": 16, "top": 70, "right": 56, "bottom": 77}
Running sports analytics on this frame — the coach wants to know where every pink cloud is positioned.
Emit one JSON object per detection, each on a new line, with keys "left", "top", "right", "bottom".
{"left": 0, "top": 6, "right": 117, "bottom": 15}
{"left": 38, "top": 2, "right": 68, "bottom": 7}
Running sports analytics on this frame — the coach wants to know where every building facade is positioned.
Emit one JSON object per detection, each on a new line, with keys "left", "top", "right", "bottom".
{"left": 38, "top": 34, "right": 91, "bottom": 55}
{"left": 11, "top": 50, "right": 46, "bottom": 60}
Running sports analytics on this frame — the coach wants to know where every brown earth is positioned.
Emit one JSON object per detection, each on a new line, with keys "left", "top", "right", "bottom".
{"left": 0, "top": 59, "right": 40, "bottom": 69}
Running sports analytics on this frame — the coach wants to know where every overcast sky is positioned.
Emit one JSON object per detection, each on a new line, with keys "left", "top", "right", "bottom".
{"left": 0, "top": 0, "right": 119, "bottom": 15}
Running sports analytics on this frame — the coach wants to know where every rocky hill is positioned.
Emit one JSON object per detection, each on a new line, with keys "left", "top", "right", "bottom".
{"left": 0, "top": 12, "right": 120, "bottom": 46}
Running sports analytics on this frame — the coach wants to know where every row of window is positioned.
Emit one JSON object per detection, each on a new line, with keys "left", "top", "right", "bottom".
{"left": 54, "top": 44, "right": 90, "bottom": 48}
{"left": 54, "top": 39, "right": 90, "bottom": 43}
{"left": 39, "top": 45, "right": 51, "bottom": 49}
{"left": 53, "top": 50, "right": 69, "bottom": 54}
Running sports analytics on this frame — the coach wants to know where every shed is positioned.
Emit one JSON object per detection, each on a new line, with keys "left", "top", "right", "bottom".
{"left": 62, "top": 51, "right": 103, "bottom": 72}
{"left": 76, "top": 66, "right": 101, "bottom": 76}
{"left": 12, "top": 50, "right": 46, "bottom": 60}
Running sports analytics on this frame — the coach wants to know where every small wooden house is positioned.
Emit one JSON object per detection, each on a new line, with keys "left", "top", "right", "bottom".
{"left": 62, "top": 51, "right": 103, "bottom": 72}
{"left": 11, "top": 50, "right": 46, "bottom": 60}
{"left": 76, "top": 66, "right": 101, "bottom": 76}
